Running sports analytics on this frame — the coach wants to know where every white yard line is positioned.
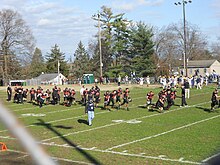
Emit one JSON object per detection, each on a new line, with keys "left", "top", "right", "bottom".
{"left": 0, "top": 135, "right": 16, "bottom": 140}
{"left": 41, "top": 101, "right": 210, "bottom": 142}
{"left": 52, "top": 157, "right": 94, "bottom": 165}
{"left": 202, "top": 152, "right": 220, "bottom": 163}
{"left": 105, "top": 115, "right": 220, "bottom": 151}
{"left": 0, "top": 111, "right": 109, "bottom": 133}
{"left": 18, "top": 106, "right": 85, "bottom": 118}
{"left": 41, "top": 142, "right": 200, "bottom": 164}
{"left": 95, "top": 149, "right": 200, "bottom": 165}
{"left": 41, "top": 122, "right": 123, "bottom": 142}
{"left": 7, "top": 149, "right": 93, "bottom": 165}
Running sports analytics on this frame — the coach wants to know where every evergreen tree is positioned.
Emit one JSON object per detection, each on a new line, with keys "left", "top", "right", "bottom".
{"left": 29, "top": 47, "right": 45, "bottom": 77}
{"left": 129, "top": 22, "right": 155, "bottom": 76}
{"left": 45, "top": 44, "right": 69, "bottom": 76}
{"left": 71, "top": 41, "right": 90, "bottom": 78}
{"left": 112, "top": 15, "right": 131, "bottom": 66}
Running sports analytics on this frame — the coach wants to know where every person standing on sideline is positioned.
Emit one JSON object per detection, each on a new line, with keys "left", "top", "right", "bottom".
{"left": 184, "top": 79, "right": 190, "bottom": 99}
{"left": 139, "top": 77, "right": 144, "bottom": 86}
{"left": 80, "top": 85, "right": 85, "bottom": 104}
{"left": 146, "top": 76, "right": 150, "bottom": 87}
{"left": 117, "top": 75, "right": 121, "bottom": 86}
{"left": 180, "top": 85, "right": 188, "bottom": 107}
{"left": 196, "top": 76, "right": 202, "bottom": 89}
{"left": 6, "top": 84, "right": 12, "bottom": 101}
{"left": 85, "top": 99, "right": 95, "bottom": 126}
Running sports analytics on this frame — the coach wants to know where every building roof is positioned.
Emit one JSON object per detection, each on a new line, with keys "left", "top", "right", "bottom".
{"left": 187, "top": 60, "right": 218, "bottom": 68}
{"left": 35, "top": 73, "right": 59, "bottom": 81}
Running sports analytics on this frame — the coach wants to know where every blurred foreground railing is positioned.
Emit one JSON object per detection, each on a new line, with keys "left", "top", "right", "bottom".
{"left": 0, "top": 102, "right": 57, "bottom": 165}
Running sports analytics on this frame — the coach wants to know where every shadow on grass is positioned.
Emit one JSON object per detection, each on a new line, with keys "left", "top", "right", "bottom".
{"left": 195, "top": 106, "right": 213, "bottom": 113}
{"left": 34, "top": 119, "right": 102, "bottom": 165}
{"left": 53, "top": 125, "right": 73, "bottom": 129}
{"left": 77, "top": 119, "right": 89, "bottom": 125}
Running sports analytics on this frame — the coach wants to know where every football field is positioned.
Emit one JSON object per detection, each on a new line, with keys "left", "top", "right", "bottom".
{"left": 0, "top": 84, "right": 220, "bottom": 165}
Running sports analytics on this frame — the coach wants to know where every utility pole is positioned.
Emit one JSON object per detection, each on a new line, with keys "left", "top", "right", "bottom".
{"left": 174, "top": 0, "right": 192, "bottom": 77}
{"left": 98, "top": 13, "right": 103, "bottom": 78}
{"left": 57, "top": 59, "right": 60, "bottom": 85}
{"left": 1, "top": 41, "right": 8, "bottom": 80}
{"left": 93, "top": 12, "right": 103, "bottom": 78}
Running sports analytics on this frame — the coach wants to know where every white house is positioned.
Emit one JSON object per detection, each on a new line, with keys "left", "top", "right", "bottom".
{"left": 34, "top": 73, "right": 67, "bottom": 85}
{"left": 187, "top": 60, "right": 220, "bottom": 76}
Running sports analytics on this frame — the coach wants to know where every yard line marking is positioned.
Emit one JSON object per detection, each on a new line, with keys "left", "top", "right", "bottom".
{"left": 52, "top": 157, "right": 94, "bottom": 165}
{"left": 41, "top": 101, "right": 210, "bottom": 142}
{"left": 16, "top": 154, "right": 29, "bottom": 159}
{"left": 41, "top": 142, "right": 200, "bottom": 164}
{"left": 7, "top": 149, "right": 93, "bottom": 165}
{"left": 41, "top": 122, "right": 123, "bottom": 142}
{"left": 96, "top": 149, "right": 200, "bottom": 165}
{"left": 202, "top": 152, "right": 220, "bottom": 163}
{"left": 105, "top": 114, "right": 220, "bottom": 151}
{"left": 0, "top": 111, "right": 109, "bottom": 133}
{"left": 0, "top": 136, "right": 16, "bottom": 140}
{"left": 18, "top": 106, "right": 85, "bottom": 117}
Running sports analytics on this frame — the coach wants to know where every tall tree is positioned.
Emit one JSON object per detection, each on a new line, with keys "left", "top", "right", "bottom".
{"left": 129, "top": 22, "right": 155, "bottom": 76}
{"left": 154, "top": 22, "right": 212, "bottom": 75}
{"left": 0, "top": 9, "right": 35, "bottom": 80}
{"left": 71, "top": 41, "right": 90, "bottom": 78}
{"left": 93, "top": 6, "right": 125, "bottom": 73}
{"left": 112, "top": 15, "right": 131, "bottom": 66}
{"left": 29, "top": 47, "right": 45, "bottom": 77}
{"left": 45, "top": 44, "right": 68, "bottom": 76}
{"left": 211, "top": 38, "right": 220, "bottom": 61}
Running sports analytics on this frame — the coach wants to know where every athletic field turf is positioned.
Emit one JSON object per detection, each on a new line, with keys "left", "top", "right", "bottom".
{"left": 0, "top": 84, "right": 220, "bottom": 165}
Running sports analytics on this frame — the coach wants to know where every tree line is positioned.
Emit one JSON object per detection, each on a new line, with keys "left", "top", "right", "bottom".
{"left": 0, "top": 6, "right": 220, "bottom": 82}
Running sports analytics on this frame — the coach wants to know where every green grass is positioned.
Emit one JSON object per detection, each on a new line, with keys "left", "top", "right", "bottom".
{"left": 0, "top": 84, "right": 220, "bottom": 165}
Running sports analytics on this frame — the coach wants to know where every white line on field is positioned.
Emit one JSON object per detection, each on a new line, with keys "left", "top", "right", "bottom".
{"left": 97, "top": 149, "right": 200, "bottom": 164}
{"left": 41, "top": 142, "right": 200, "bottom": 164}
{"left": 7, "top": 149, "right": 93, "bottom": 165}
{"left": 16, "top": 154, "right": 29, "bottom": 159}
{"left": 41, "top": 122, "right": 123, "bottom": 142}
{"left": 41, "top": 101, "right": 210, "bottom": 142}
{"left": 202, "top": 152, "right": 220, "bottom": 163}
{"left": 105, "top": 114, "right": 220, "bottom": 151}
{"left": 0, "top": 110, "right": 109, "bottom": 133}
{"left": 18, "top": 106, "right": 85, "bottom": 118}
{"left": 0, "top": 136, "right": 16, "bottom": 140}
{"left": 52, "top": 156, "right": 94, "bottom": 165}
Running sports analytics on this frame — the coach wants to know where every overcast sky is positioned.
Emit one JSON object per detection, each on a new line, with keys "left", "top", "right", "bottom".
{"left": 1, "top": 0, "right": 220, "bottom": 60}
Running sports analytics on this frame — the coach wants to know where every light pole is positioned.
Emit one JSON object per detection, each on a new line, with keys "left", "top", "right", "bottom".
{"left": 57, "top": 59, "right": 60, "bottom": 85}
{"left": 92, "top": 12, "right": 103, "bottom": 78}
{"left": 174, "top": 0, "right": 192, "bottom": 77}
